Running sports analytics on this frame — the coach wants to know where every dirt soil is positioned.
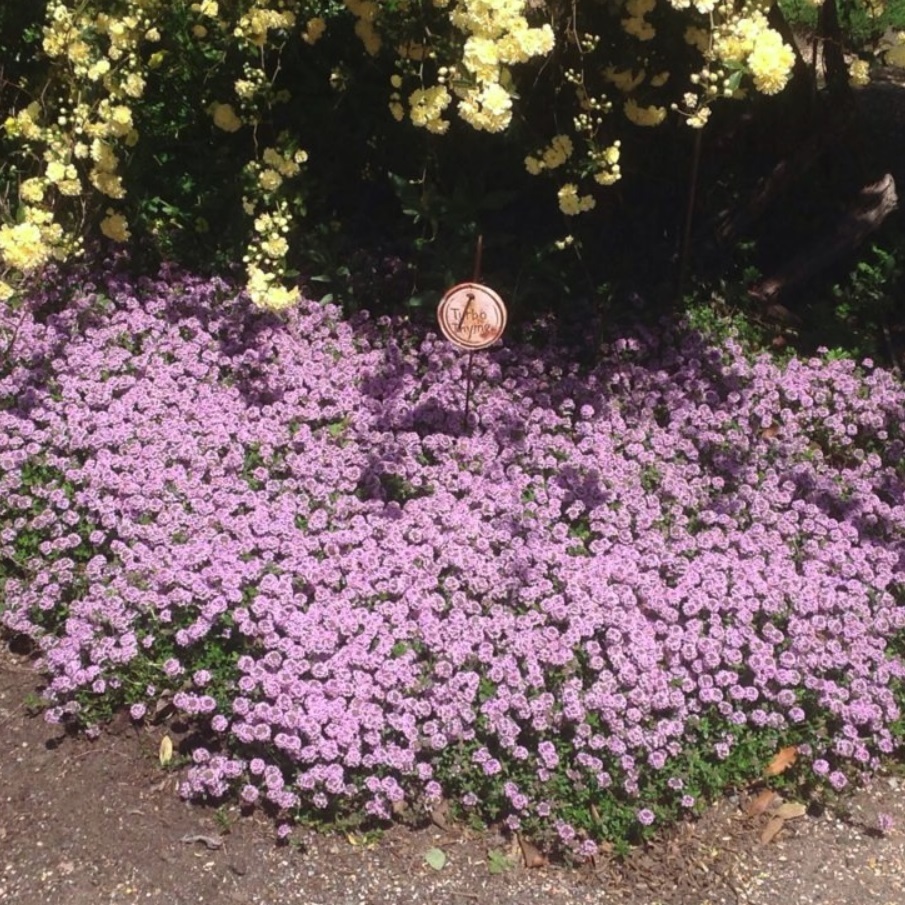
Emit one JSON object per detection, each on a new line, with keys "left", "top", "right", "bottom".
{"left": 3, "top": 639, "right": 905, "bottom": 905}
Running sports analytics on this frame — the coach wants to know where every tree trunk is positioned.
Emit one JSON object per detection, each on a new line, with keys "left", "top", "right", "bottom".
{"left": 749, "top": 173, "right": 898, "bottom": 305}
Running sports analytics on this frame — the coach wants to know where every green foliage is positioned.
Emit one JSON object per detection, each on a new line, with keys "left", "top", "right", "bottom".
{"left": 779, "top": 0, "right": 905, "bottom": 43}
{"left": 487, "top": 849, "right": 516, "bottom": 874}
{"left": 794, "top": 237, "right": 905, "bottom": 363}
{"left": 829, "top": 241, "right": 902, "bottom": 353}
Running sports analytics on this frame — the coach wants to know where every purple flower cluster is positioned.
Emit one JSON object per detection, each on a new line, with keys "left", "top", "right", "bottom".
{"left": 1, "top": 264, "right": 903, "bottom": 847}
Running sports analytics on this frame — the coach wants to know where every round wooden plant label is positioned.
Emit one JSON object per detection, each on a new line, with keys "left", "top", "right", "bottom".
{"left": 437, "top": 282, "right": 507, "bottom": 351}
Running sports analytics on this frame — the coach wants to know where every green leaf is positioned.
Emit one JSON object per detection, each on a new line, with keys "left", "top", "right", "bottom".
{"left": 725, "top": 71, "right": 744, "bottom": 92}
{"left": 487, "top": 849, "right": 514, "bottom": 874}
{"left": 424, "top": 847, "right": 447, "bottom": 870}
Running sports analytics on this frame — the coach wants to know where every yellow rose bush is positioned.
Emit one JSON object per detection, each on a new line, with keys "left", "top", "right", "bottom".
{"left": 0, "top": 0, "right": 898, "bottom": 309}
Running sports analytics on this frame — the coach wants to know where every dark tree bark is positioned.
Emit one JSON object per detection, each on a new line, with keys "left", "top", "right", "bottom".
{"left": 749, "top": 173, "right": 898, "bottom": 305}
{"left": 819, "top": 0, "right": 853, "bottom": 101}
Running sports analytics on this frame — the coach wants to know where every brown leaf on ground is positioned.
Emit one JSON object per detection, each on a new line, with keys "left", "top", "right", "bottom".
{"left": 745, "top": 789, "right": 781, "bottom": 818}
{"left": 763, "top": 745, "right": 798, "bottom": 777}
{"left": 429, "top": 798, "right": 451, "bottom": 831}
{"left": 516, "top": 833, "right": 547, "bottom": 868}
{"left": 760, "top": 816, "right": 786, "bottom": 845}
{"left": 773, "top": 802, "right": 807, "bottom": 821}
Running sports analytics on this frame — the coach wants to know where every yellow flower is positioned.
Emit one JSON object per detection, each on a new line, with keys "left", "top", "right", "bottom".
{"left": 624, "top": 98, "right": 667, "bottom": 126}
{"left": 211, "top": 102, "right": 242, "bottom": 132}
{"left": 463, "top": 36, "right": 500, "bottom": 83}
{"left": 686, "top": 107, "right": 711, "bottom": 128}
{"left": 67, "top": 40, "right": 91, "bottom": 66}
{"left": 20, "top": 178, "right": 45, "bottom": 203}
{"left": 91, "top": 170, "right": 126, "bottom": 199}
{"left": 354, "top": 18, "right": 381, "bottom": 55}
{"left": 458, "top": 83, "right": 513, "bottom": 132}
{"left": 541, "top": 134, "right": 573, "bottom": 169}
{"left": 0, "top": 280, "right": 15, "bottom": 301}
{"left": 557, "top": 184, "right": 596, "bottom": 216}
{"left": 408, "top": 85, "right": 452, "bottom": 134}
{"left": 87, "top": 59, "right": 111, "bottom": 81}
{"left": 261, "top": 234, "right": 288, "bottom": 258}
{"left": 57, "top": 178, "right": 82, "bottom": 196}
{"left": 623, "top": 17, "right": 656, "bottom": 41}
{"left": 259, "top": 168, "right": 283, "bottom": 191}
{"left": 123, "top": 72, "right": 146, "bottom": 98}
{"left": 747, "top": 30, "right": 795, "bottom": 95}
{"left": 108, "top": 105, "right": 133, "bottom": 136}
{"left": 198, "top": 0, "right": 219, "bottom": 17}
{"left": 91, "top": 139, "right": 118, "bottom": 172}
{"left": 46, "top": 161, "right": 68, "bottom": 183}
{"left": 603, "top": 67, "right": 646, "bottom": 92}
{"left": 848, "top": 59, "right": 870, "bottom": 88}
{"left": 302, "top": 17, "right": 326, "bottom": 44}
{"left": 510, "top": 24, "right": 554, "bottom": 60}
{"left": 246, "top": 265, "right": 300, "bottom": 311}
{"left": 684, "top": 26, "right": 710, "bottom": 53}
{"left": 0, "top": 221, "right": 51, "bottom": 272}
{"left": 262, "top": 148, "right": 300, "bottom": 178}
{"left": 524, "top": 156, "right": 542, "bottom": 175}
{"left": 626, "top": 0, "right": 657, "bottom": 15}
{"left": 389, "top": 100, "right": 404, "bottom": 121}
{"left": 595, "top": 171, "right": 620, "bottom": 186}
{"left": 100, "top": 210, "right": 130, "bottom": 242}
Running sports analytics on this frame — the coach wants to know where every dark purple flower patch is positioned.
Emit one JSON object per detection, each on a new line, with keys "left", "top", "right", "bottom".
{"left": 1, "top": 264, "right": 904, "bottom": 851}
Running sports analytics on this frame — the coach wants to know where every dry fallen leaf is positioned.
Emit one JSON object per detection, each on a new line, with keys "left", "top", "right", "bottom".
{"left": 158, "top": 734, "right": 173, "bottom": 766}
{"left": 346, "top": 832, "right": 377, "bottom": 849}
{"left": 430, "top": 798, "right": 451, "bottom": 831}
{"left": 763, "top": 745, "right": 798, "bottom": 777}
{"left": 424, "top": 847, "right": 447, "bottom": 871}
{"left": 773, "top": 801, "right": 807, "bottom": 821}
{"left": 745, "top": 789, "right": 781, "bottom": 818}
{"left": 516, "top": 833, "right": 547, "bottom": 869}
{"left": 760, "top": 815, "right": 785, "bottom": 845}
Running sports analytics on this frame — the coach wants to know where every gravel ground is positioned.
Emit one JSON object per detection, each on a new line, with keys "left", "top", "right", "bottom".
{"left": 3, "top": 641, "right": 905, "bottom": 905}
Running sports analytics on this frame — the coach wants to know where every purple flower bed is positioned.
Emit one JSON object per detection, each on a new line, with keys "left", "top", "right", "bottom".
{"left": 1, "top": 264, "right": 904, "bottom": 850}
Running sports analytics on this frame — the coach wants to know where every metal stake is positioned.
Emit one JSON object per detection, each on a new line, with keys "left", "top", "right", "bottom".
{"left": 462, "top": 235, "right": 484, "bottom": 433}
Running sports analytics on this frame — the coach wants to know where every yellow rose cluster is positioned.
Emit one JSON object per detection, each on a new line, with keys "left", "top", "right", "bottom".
{"left": 623, "top": 0, "right": 658, "bottom": 42}
{"left": 345, "top": 0, "right": 381, "bottom": 56}
{"left": 0, "top": 0, "right": 163, "bottom": 286}
{"left": 524, "top": 135, "right": 574, "bottom": 175}
{"left": 235, "top": 2, "right": 297, "bottom": 48}
{"left": 442, "top": 0, "right": 553, "bottom": 133}
{"left": 384, "top": 0, "right": 554, "bottom": 135}
{"left": 591, "top": 142, "right": 622, "bottom": 186}
{"left": 242, "top": 142, "right": 309, "bottom": 310}
{"left": 0, "top": 0, "right": 822, "bottom": 305}
{"left": 557, "top": 184, "right": 596, "bottom": 217}
{"left": 881, "top": 31, "right": 905, "bottom": 68}
{"left": 408, "top": 86, "right": 453, "bottom": 135}
{"left": 746, "top": 28, "right": 796, "bottom": 95}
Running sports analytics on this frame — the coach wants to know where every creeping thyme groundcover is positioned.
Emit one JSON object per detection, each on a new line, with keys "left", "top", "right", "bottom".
{"left": 1, "top": 265, "right": 904, "bottom": 851}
